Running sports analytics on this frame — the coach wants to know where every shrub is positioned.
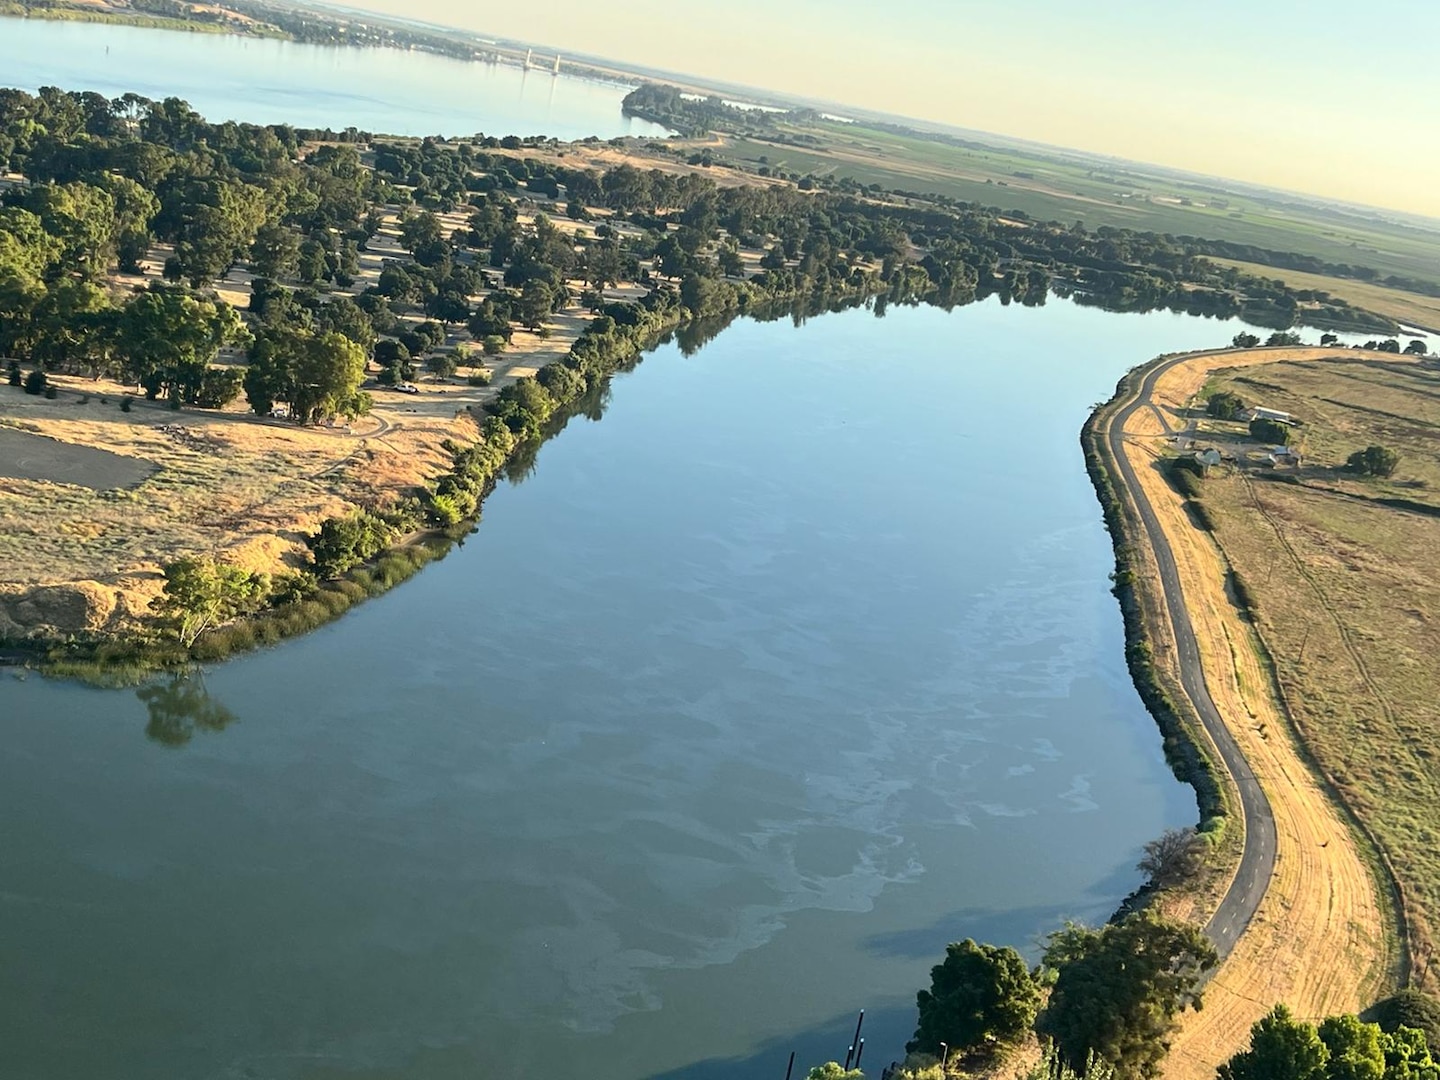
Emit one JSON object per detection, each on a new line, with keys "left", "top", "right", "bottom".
{"left": 1365, "top": 990, "right": 1440, "bottom": 1049}
{"left": 1206, "top": 391, "right": 1245, "bottom": 420}
{"left": 120, "top": 396, "right": 132, "bottom": 412}
{"left": 43, "top": 385, "right": 58, "bottom": 399}
{"left": 1249, "top": 418, "right": 1291, "bottom": 445}
{"left": 1347, "top": 445, "right": 1400, "bottom": 478}
{"left": 23, "top": 369, "right": 47, "bottom": 395}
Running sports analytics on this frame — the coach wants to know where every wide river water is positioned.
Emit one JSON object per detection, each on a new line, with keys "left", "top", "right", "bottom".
{"left": 4, "top": 296, "right": 1299, "bottom": 1080}
{"left": 0, "top": 18, "right": 670, "bottom": 139}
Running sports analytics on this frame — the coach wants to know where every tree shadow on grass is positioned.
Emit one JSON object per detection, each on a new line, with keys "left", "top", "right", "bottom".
{"left": 642, "top": 1000, "right": 916, "bottom": 1080}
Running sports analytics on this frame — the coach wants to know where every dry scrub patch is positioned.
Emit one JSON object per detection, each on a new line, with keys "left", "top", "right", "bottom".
{"left": 1117, "top": 348, "right": 1399, "bottom": 1079}
{"left": 0, "top": 379, "right": 475, "bottom": 639}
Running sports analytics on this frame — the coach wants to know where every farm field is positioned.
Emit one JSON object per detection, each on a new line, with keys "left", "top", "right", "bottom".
{"left": 718, "top": 121, "right": 1440, "bottom": 287}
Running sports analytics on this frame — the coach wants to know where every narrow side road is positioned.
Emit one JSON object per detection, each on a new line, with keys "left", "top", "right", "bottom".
{"left": 1104, "top": 354, "right": 1278, "bottom": 959}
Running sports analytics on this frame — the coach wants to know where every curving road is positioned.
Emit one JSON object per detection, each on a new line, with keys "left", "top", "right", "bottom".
{"left": 1104, "top": 353, "right": 1277, "bottom": 961}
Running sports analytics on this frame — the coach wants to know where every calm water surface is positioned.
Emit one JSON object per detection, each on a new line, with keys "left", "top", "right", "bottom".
{"left": 0, "top": 19, "right": 670, "bottom": 139}
{"left": 2, "top": 298, "right": 1264, "bottom": 1080}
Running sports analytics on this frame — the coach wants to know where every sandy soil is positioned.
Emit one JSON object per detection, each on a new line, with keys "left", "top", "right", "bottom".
{"left": 1114, "top": 348, "right": 1397, "bottom": 1078}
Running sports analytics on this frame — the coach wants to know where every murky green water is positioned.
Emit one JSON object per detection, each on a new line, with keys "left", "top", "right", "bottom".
{"left": 2, "top": 298, "right": 1268, "bottom": 1079}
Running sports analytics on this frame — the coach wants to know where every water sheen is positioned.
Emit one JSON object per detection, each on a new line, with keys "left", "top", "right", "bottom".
{"left": 0, "top": 19, "right": 670, "bottom": 139}
{"left": 2, "top": 298, "right": 1258, "bottom": 1080}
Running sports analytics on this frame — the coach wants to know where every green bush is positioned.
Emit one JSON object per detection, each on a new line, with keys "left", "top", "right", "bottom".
{"left": 1250, "top": 417, "right": 1292, "bottom": 445}
{"left": 1347, "top": 445, "right": 1400, "bottom": 478}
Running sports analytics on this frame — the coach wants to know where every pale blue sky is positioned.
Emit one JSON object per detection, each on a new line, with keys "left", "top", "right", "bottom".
{"left": 349, "top": 0, "right": 1440, "bottom": 215}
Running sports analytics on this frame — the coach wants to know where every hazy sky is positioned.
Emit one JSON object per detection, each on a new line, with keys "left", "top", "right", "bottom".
{"left": 346, "top": 0, "right": 1440, "bottom": 216}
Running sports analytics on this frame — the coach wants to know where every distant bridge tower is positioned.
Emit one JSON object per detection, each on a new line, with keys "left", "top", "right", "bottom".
{"left": 553, "top": 54, "right": 561, "bottom": 75}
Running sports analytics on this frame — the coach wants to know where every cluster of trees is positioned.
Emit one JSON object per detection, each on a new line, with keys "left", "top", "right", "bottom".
{"left": 1220, "top": 1005, "right": 1439, "bottom": 1080}
{"left": 899, "top": 912, "right": 1216, "bottom": 1080}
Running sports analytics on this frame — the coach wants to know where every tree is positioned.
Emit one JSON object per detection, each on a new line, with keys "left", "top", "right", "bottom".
{"left": 1137, "top": 827, "right": 1206, "bottom": 889}
{"left": 23, "top": 181, "right": 118, "bottom": 277}
{"left": 1404, "top": 340, "right": 1429, "bottom": 356}
{"left": 1319, "top": 1015, "right": 1386, "bottom": 1080}
{"left": 1219, "top": 1006, "right": 1329, "bottom": 1080}
{"left": 1037, "top": 912, "right": 1218, "bottom": 1079}
{"left": 1347, "top": 445, "right": 1400, "bottom": 478}
{"left": 1207, "top": 391, "right": 1246, "bottom": 421}
{"left": 150, "top": 556, "right": 268, "bottom": 646}
{"left": 517, "top": 280, "right": 554, "bottom": 330}
{"left": 907, "top": 939, "right": 1041, "bottom": 1062}
{"left": 761, "top": 243, "right": 788, "bottom": 270}
{"left": 482, "top": 334, "right": 507, "bottom": 357}
{"left": 289, "top": 331, "right": 368, "bottom": 423}
{"left": 718, "top": 245, "right": 745, "bottom": 278}
{"left": 250, "top": 223, "right": 302, "bottom": 280}
{"left": 1267, "top": 331, "right": 1304, "bottom": 347}
{"left": 425, "top": 351, "right": 458, "bottom": 380}
{"left": 374, "top": 339, "right": 414, "bottom": 385}
{"left": 805, "top": 1065, "right": 864, "bottom": 1080}
{"left": 399, "top": 210, "right": 443, "bottom": 253}
{"left": 1367, "top": 990, "right": 1440, "bottom": 1049}
{"left": 118, "top": 286, "right": 248, "bottom": 402}
{"left": 1222, "top": 1006, "right": 1440, "bottom": 1080}
{"left": 1250, "top": 418, "right": 1292, "bottom": 445}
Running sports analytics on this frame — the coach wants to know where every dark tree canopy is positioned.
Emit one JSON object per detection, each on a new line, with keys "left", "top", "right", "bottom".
{"left": 1221, "top": 1005, "right": 1438, "bottom": 1080}
{"left": 1347, "top": 445, "right": 1400, "bottom": 478}
{"left": 906, "top": 939, "right": 1041, "bottom": 1062}
{"left": 1037, "top": 912, "right": 1218, "bottom": 1080}
{"left": 1207, "top": 391, "right": 1247, "bottom": 421}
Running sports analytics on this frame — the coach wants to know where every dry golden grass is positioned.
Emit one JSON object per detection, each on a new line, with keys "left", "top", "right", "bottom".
{"left": 1113, "top": 348, "right": 1401, "bottom": 1079}
{"left": 0, "top": 376, "right": 476, "bottom": 639}
{"left": 1197, "top": 355, "right": 1440, "bottom": 989}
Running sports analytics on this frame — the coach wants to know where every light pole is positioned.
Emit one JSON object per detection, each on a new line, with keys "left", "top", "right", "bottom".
{"left": 940, "top": 1043, "right": 949, "bottom": 1072}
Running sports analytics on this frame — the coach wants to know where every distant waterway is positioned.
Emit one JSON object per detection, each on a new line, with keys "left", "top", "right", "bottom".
{"left": 0, "top": 297, "right": 1311, "bottom": 1079}
{"left": 0, "top": 19, "right": 671, "bottom": 139}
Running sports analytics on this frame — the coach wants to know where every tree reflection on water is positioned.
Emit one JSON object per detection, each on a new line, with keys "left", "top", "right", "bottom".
{"left": 136, "top": 672, "right": 238, "bottom": 747}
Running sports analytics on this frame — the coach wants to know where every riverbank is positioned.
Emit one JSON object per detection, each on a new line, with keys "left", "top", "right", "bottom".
{"left": 1087, "top": 345, "right": 1400, "bottom": 1079}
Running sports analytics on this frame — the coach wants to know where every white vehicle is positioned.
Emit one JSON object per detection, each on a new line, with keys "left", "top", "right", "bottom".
{"left": 397, "top": 383, "right": 420, "bottom": 395}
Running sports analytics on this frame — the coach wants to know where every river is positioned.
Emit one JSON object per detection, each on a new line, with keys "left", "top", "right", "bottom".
{"left": 1, "top": 295, "right": 1303, "bottom": 1080}
{"left": 0, "top": 18, "right": 670, "bottom": 140}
